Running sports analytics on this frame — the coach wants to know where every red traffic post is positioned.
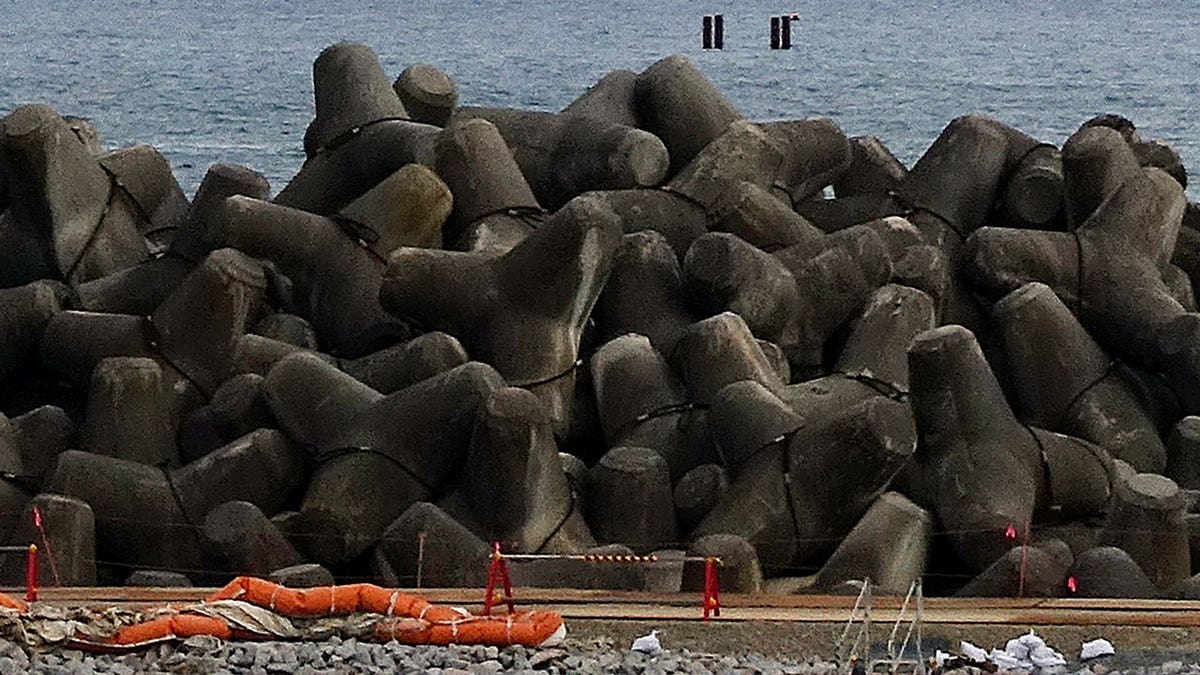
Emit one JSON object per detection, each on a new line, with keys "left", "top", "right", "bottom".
{"left": 482, "top": 541, "right": 515, "bottom": 616}
{"left": 702, "top": 556, "right": 721, "bottom": 620}
{"left": 25, "top": 544, "right": 37, "bottom": 603}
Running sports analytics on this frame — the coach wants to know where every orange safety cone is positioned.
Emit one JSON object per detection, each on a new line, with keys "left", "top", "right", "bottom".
{"left": 482, "top": 541, "right": 515, "bottom": 616}
{"left": 702, "top": 556, "right": 720, "bottom": 620}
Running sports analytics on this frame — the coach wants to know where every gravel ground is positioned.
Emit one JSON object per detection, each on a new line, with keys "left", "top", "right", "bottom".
{"left": 3, "top": 636, "right": 1200, "bottom": 675}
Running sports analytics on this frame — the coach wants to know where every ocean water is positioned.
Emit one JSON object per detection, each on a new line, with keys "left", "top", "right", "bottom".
{"left": 2, "top": 0, "right": 1197, "bottom": 197}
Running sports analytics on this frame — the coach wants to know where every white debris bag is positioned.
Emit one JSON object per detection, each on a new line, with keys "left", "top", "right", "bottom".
{"left": 631, "top": 629, "right": 662, "bottom": 654}
{"left": 960, "top": 640, "right": 989, "bottom": 663}
{"left": 962, "top": 630, "right": 1066, "bottom": 673}
{"left": 1080, "top": 638, "right": 1115, "bottom": 661}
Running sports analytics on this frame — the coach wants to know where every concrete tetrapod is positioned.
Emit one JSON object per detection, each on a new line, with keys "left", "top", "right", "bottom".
{"left": 695, "top": 395, "right": 915, "bottom": 571}
{"left": 956, "top": 541, "right": 1073, "bottom": 598}
{"left": 590, "top": 188, "right": 708, "bottom": 261}
{"left": 451, "top": 107, "right": 669, "bottom": 211}
{"left": 0, "top": 104, "right": 148, "bottom": 284}
{"left": 48, "top": 429, "right": 304, "bottom": 574}
{"left": 41, "top": 248, "right": 265, "bottom": 420}
{"left": 965, "top": 127, "right": 1198, "bottom": 410}
{"left": 229, "top": 331, "right": 469, "bottom": 398}
{"left": 216, "top": 163, "right": 450, "bottom": 357}
{"left": 0, "top": 417, "right": 27, "bottom": 544}
{"left": 681, "top": 534, "right": 762, "bottom": 594}
{"left": 772, "top": 226, "right": 894, "bottom": 372}
{"left": 758, "top": 118, "right": 852, "bottom": 206}
{"left": 780, "top": 284, "right": 934, "bottom": 425}
{"left": 992, "top": 282, "right": 1166, "bottom": 472}
{"left": 907, "top": 325, "right": 1113, "bottom": 571}
{"left": 674, "top": 464, "right": 729, "bottom": 534}
{"left": 275, "top": 46, "right": 438, "bottom": 217}
{"left": 380, "top": 194, "right": 621, "bottom": 436}
{"left": 9, "top": 405, "right": 74, "bottom": 487}
{"left": 96, "top": 144, "right": 189, "bottom": 251}
{"left": 457, "top": 387, "right": 594, "bottom": 553}
{"left": 254, "top": 313, "right": 318, "bottom": 349}
{"left": 178, "top": 373, "right": 274, "bottom": 462}
{"left": 1167, "top": 417, "right": 1200, "bottom": 490}
{"left": 1066, "top": 546, "right": 1159, "bottom": 599}
{"left": 264, "top": 353, "right": 505, "bottom": 565}
{"left": 683, "top": 232, "right": 805, "bottom": 356}
{"left": 666, "top": 120, "right": 783, "bottom": 211}
{"left": 708, "top": 380, "right": 805, "bottom": 474}
{"left": 270, "top": 563, "right": 334, "bottom": 589}
{"left": 147, "top": 247, "right": 267, "bottom": 396}
{"left": 708, "top": 180, "right": 824, "bottom": 253}
{"left": 372, "top": 501, "right": 490, "bottom": 589}
{"left": 671, "top": 312, "right": 786, "bottom": 406}
{"left": 75, "top": 163, "right": 272, "bottom": 317}
{"left": 832, "top": 135, "right": 908, "bottom": 198}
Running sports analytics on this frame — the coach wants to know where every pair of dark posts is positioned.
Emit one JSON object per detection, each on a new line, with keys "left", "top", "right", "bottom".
{"left": 701, "top": 14, "right": 799, "bottom": 50}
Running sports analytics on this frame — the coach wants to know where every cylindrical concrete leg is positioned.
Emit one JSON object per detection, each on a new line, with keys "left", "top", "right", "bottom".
{"left": 1067, "top": 546, "right": 1158, "bottom": 598}
{"left": 634, "top": 55, "right": 742, "bottom": 175}
{"left": 373, "top": 502, "right": 490, "bottom": 588}
{"left": 1098, "top": 472, "right": 1190, "bottom": 589}
{"left": 1168, "top": 417, "right": 1200, "bottom": 490}
{"left": 0, "top": 493, "right": 95, "bottom": 586}
{"left": 393, "top": 64, "right": 458, "bottom": 127}
{"left": 341, "top": 331, "right": 469, "bottom": 394}
{"left": 590, "top": 334, "right": 690, "bottom": 477}
{"left": 671, "top": 312, "right": 785, "bottom": 405}
{"left": 586, "top": 446, "right": 678, "bottom": 554}
{"left": 203, "top": 500, "right": 304, "bottom": 577}
{"left": 673, "top": 464, "right": 729, "bottom": 533}
{"left": 593, "top": 231, "right": 694, "bottom": 355}
{"left": 812, "top": 492, "right": 931, "bottom": 595}
{"left": 82, "top": 357, "right": 178, "bottom": 467}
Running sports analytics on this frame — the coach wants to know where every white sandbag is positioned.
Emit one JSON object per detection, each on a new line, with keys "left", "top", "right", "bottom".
{"left": 960, "top": 640, "right": 989, "bottom": 663}
{"left": 1080, "top": 638, "right": 1115, "bottom": 661}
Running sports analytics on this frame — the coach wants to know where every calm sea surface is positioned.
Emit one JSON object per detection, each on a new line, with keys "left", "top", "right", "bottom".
{"left": 2, "top": 0, "right": 1198, "bottom": 197}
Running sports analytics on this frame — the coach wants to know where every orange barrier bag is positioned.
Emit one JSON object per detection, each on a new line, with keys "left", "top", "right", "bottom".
{"left": 72, "top": 614, "right": 231, "bottom": 652}
{"left": 0, "top": 591, "right": 27, "bottom": 612}
{"left": 208, "top": 577, "right": 458, "bottom": 622}
{"left": 375, "top": 610, "right": 566, "bottom": 647}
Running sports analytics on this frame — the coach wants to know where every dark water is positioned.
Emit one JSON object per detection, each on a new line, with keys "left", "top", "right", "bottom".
{"left": 2, "top": 0, "right": 1197, "bottom": 197}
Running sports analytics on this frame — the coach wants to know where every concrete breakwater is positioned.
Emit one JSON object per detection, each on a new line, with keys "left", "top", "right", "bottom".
{"left": 0, "top": 42, "right": 1199, "bottom": 599}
